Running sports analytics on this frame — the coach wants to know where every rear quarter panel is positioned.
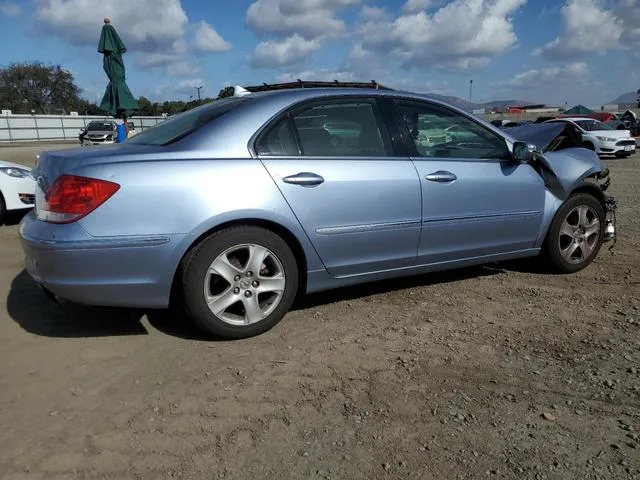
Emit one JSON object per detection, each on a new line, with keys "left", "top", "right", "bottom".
{"left": 71, "top": 158, "right": 326, "bottom": 272}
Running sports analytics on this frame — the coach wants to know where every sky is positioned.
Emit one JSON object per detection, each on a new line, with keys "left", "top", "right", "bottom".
{"left": 0, "top": 0, "right": 638, "bottom": 107}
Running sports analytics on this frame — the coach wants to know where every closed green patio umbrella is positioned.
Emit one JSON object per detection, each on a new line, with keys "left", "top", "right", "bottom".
{"left": 98, "top": 18, "right": 137, "bottom": 117}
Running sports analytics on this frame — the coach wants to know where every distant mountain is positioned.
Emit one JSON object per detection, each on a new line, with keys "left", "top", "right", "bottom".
{"left": 423, "top": 93, "right": 481, "bottom": 109}
{"left": 607, "top": 91, "right": 638, "bottom": 105}
{"left": 480, "top": 99, "right": 537, "bottom": 109}
{"left": 423, "top": 93, "right": 536, "bottom": 110}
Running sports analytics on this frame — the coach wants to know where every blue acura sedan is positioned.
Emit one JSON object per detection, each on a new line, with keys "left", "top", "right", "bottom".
{"left": 20, "top": 83, "right": 616, "bottom": 338}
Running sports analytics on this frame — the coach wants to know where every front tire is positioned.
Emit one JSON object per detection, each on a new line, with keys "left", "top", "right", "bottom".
{"left": 544, "top": 193, "right": 605, "bottom": 273}
{"left": 181, "top": 226, "right": 298, "bottom": 339}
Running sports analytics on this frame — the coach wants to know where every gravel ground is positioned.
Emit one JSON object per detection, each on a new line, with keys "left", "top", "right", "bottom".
{"left": 1, "top": 145, "right": 639, "bottom": 480}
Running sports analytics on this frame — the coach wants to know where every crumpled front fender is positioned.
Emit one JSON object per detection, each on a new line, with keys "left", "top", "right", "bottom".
{"left": 537, "top": 147, "right": 602, "bottom": 199}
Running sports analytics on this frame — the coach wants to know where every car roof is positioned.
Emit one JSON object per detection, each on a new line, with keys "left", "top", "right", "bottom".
{"left": 244, "top": 88, "right": 463, "bottom": 111}
{"left": 552, "top": 117, "right": 598, "bottom": 122}
{"left": 182, "top": 87, "right": 517, "bottom": 155}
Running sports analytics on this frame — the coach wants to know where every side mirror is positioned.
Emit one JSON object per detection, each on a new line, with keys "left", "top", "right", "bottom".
{"left": 512, "top": 141, "right": 538, "bottom": 163}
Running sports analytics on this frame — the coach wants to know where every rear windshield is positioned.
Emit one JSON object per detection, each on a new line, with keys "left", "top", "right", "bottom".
{"left": 128, "top": 97, "right": 248, "bottom": 146}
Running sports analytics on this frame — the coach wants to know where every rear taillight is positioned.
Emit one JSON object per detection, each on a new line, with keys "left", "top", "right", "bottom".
{"left": 38, "top": 175, "right": 120, "bottom": 224}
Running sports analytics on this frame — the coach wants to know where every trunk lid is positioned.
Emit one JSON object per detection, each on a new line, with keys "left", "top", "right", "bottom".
{"left": 32, "top": 144, "right": 168, "bottom": 194}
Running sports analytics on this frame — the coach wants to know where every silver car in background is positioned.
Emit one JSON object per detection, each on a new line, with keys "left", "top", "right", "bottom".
{"left": 79, "top": 120, "right": 117, "bottom": 146}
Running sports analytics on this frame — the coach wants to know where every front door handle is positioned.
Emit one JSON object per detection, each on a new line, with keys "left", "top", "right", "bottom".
{"left": 282, "top": 172, "right": 325, "bottom": 187}
{"left": 425, "top": 171, "right": 457, "bottom": 183}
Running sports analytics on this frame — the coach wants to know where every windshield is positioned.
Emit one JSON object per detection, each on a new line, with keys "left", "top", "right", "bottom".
{"left": 87, "top": 122, "right": 113, "bottom": 131}
{"left": 128, "top": 97, "right": 249, "bottom": 146}
{"left": 575, "top": 119, "right": 612, "bottom": 131}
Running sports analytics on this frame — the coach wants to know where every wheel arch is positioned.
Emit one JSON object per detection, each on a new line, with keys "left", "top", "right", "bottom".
{"left": 169, "top": 217, "right": 311, "bottom": 306}
{"left": 537, "top": 179, "right": 605, "bottom": 248}
{"left": 569, "top": 182, "right": 605, "bottom": 204}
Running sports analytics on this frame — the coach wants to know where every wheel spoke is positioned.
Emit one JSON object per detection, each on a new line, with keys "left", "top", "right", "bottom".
{"left": 577, "top": 205, "right": 589, "bottom": 228}
{"left": 585, "top": 219, "right": 600, "bottom": 238}
{"left": 246, "top": 245, "right": 269, "bottom": 275}
{"left": 561, "top": 241, "right": 579, "bottom": 260}
{"left": 207, "top": 288, "right": 239, "bottom": 316}
{"left": 242, "top": 294, "right": 264, "bottom": 324}
{"left": 256, "top": 275, "right": 286, "bottom": 294}
{"left": 560, "top": 221, "right": 575, "bottom": 238}
{"left": 209, "top": 255, "right": 242, "bottom": 283}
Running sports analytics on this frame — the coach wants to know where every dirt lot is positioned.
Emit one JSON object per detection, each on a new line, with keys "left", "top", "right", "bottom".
{"left": 1, "top": 145, "right": 639, "bottom": 479}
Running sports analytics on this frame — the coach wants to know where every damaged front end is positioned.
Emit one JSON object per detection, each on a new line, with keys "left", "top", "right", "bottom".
{"left": 596, "top": 168, "right": 617, "bottom": 243}
{"left": 504, "top": 122, "right": 618, "bottom": 245}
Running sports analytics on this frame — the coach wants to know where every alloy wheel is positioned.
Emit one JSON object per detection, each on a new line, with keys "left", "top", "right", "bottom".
{"left": 558, "top": 205, "right": 600, "bottom": 265}
{"left": 203, "top": 243, "right": 286, "bottom": 326}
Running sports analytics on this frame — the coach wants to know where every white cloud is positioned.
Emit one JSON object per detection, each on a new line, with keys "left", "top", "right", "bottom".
{"left": 276, "top": 69, "right": 357, "bottom": 82}
{"left": 136, "top": 52, "right": 202, "bottom": 77}
{"left": 355, "top": 0, "right": 526, "bottom": 72}
{"left": 536, "top": 0, "right": 622, "bottom": 59}
{"left": 246, "top": 0, "right": 360, "bottom": 39}
{"left": 359, "top": 6, "right": 388, "bottom": 20}
{"left": 252, "top": 35, "right": 321, "bottom": 67}
{"left": 616, "top": 0, "right": 640, "bottom": 50}
{"left": 343, "top": 42, "right": 387, "bottom": 77}
{"left": 0, "top": 1, "right": 20, "bottom": 16}
{"left": 193, "top": 21, "right": 232, "bottom": 52}
{"left": 35, "top": 0, "right": 229, "bottom": 77}
{"left": 154, "top": 78, "right": 205, "bottom": 98}
{"left": 36, "top": 0, "right": 189, "bottom": 52}
{"left": 495, "top": 62, "right": 589, "bottom": 88}
{"left": 402, "top": 0, "right": 432, "bottom": 14}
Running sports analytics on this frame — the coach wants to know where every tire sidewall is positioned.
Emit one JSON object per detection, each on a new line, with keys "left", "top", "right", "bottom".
{"left": 181, "top": 226, "right": 299, "bottom": 339}
{"left": 546, "top": 193, "right": 605, "bottom": 273}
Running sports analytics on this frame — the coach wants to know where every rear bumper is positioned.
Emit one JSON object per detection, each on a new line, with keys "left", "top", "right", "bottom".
{"left": 19, "top": 212, "right": 184, "bottom": 308}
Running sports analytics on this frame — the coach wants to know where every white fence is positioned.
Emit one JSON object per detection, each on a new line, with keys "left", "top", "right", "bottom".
{"left": 0, "top": 114, "right": 166, "bottom": 143}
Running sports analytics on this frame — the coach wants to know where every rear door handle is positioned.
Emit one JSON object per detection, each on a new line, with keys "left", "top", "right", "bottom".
{"left": 425, "top": 171, "right": 457, "bottom": 183}
{"left": 282, "top": 172, "right": 325, "bottom": 187}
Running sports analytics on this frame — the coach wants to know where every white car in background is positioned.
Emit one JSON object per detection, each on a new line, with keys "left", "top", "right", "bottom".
{"left": 0, "top": 160, "right": 35, "bottom": 223}
{"left": 545, "top": 117, "right": 636, "bottom": 157}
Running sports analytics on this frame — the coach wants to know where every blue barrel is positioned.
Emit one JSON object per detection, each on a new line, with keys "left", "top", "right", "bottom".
{"left": 116, "top": 123, "right": 127, "bottom": 143}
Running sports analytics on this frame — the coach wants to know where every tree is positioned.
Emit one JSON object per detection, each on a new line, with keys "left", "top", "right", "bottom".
{"left": 637, "top": 89, "right": 640, "bottom": 109}
{"left": 217, "top": 86, "right": 234, "bottom": 99}
{"left": 75, "top": 99, "right": 103, "bottom": 115}
{"left": 0, "top": 62, "right": 83, "bottom": 114}
{"left": 136, "top": 96, "right": 156, "bottom": 116}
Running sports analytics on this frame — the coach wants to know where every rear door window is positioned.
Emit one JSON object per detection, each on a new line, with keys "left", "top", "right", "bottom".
{"left": 290, "top": 99, "right": 392, "bottom": 157}
{"left": 255, "top": 117, "right": 299, "bottom": 156}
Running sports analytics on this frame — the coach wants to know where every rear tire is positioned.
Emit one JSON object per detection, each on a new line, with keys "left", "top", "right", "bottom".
{"left": 181, "top": 226, "right": 298, "bottom": 339}
{"left": 543, "top": 193, "right": 605, "bottom": 273}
